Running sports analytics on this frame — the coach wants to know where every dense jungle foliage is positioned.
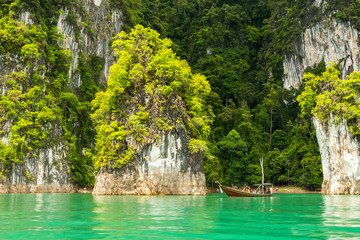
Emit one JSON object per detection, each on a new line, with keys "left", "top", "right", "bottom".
{"left": 3, "top": 0, "right": 357, "bottom": 189}
{"left": 91, "top": 25, "right": 211, "bottom": 170}
{"left": 0, "top": 0, "right": 96, "bottom": 185}
{"left": 115, "top": 0, "right": 324, "bottom": 189}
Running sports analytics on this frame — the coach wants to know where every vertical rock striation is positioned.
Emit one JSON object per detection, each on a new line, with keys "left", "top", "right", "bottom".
{"left": 313, "top": 115, "right": 360, "bottom": 194}
{"left": 1, "top": 1, "right": 207, "bottom": 194}
{"left": 93, "top": 129, "right": 206, "bottom": 195}
{"left": 0, "top": 0, "right": 123, "bottom": 193}
{"left": 91, "top": 26, "right": 209, "bottom": 195}
{"left": 283, "top": 14, "right": 360, "bottom": 194}
{"left": 283, "top": 19, "right": 360, "bottom": 89}
{"left": 56, "top": 0, "right": 122, "bottom": 87}
{"left": 0, "top": 143, "right": 74, "bottom": 193}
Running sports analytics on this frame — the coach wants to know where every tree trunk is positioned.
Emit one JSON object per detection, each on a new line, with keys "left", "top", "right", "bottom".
{"left": 260, "top": 156, "right": 264, "bottom": 193}
{"left": 269, "top": 107, "right": 273, "bottom": 147}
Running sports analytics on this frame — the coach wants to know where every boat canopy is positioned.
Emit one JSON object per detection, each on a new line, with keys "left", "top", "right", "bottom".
{"left": 252, "top": 183, "right": 273, "bottom": 186}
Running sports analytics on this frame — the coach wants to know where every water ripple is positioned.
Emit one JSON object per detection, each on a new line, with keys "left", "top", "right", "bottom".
{"left": 0, "top": 193, "right": 359, "bottom": 239}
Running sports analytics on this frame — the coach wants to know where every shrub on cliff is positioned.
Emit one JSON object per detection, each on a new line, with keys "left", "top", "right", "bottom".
{"left": 91, "top": 25, "right": 212, "bottom": 170}
{"left": 298, "top": 64, "right": 360, "bottom": 136}
{"left": 0, "top": 5, "right": 95, "bottom": 187}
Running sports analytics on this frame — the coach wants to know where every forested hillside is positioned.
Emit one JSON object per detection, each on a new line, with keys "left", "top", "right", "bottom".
{"left": 115, "top": 0, "right": 324, "bottom": 189}
{"left": 3, "top": 0, "right": 358, "bottom": 190}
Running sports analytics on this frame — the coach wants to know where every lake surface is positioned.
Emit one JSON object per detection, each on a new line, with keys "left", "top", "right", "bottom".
{"left": 0, "top": 193, "right": 359, "bottom": 239}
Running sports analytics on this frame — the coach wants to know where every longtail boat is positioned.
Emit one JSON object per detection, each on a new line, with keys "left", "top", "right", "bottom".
{"left": 215, "top": 181, "right": 275, "bottom": 197}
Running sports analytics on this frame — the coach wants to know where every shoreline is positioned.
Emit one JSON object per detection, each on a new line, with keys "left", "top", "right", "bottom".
{"left": 0, "top": 184, "right": 94, "bottom": 194}
{"left": 274, "top": 186, "right": 321, "bottom": 194}
{"left": 0, "top": 185, "right": 320, "bottom": 195}
{"left": 207, "top": 186, "right": 321, "bottom": 194}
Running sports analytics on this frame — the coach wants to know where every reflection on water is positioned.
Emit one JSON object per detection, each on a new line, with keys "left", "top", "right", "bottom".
{"left": 0, "top": 194, "right": 99, "bottom": 239}
{"left": 92, "top": 195, "right": 214, "bottom": 237}
{"left": 322, "top": 195, "right": 360, "bottom": 239}
{"left": 0, "top": 193, "right": 360, "bottom": 239}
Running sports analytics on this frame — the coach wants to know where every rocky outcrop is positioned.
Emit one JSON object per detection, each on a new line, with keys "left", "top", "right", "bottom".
{"left": 90, "top": 25, "right": 209, "bottom": 196}
{"left": 283, "top": 13, "right": 360, "bottom": 194}
{"left": 0, "top": 141, "right": 74, "bottom": 193}
{"left": 1, "top": 0, "right": 206, "bottom": 195}
{"left": 57, "top": 0, "right": 122, "bottom": 87}
{"left": 283, "top": 19, "right": 360, "bottom": 89}
{"left": 0, "top": 0, "right": 123, "bottom": 193}
{"left": 313, "top": 0, "right": 325, "bottom": 7}
{"left": 93, "top": 129, "right": 206, "bottom": 195}
{"left": 313, "top": 115, "right": 360, "bottom": 194}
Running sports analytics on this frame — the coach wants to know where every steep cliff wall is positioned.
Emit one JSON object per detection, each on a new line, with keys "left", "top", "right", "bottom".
{"left": 0, "top": 143, "right": 74, "bottom": 193}
{"left": 283, "top": 15, "right": 360, "bottom": 194}
{"left": 0, "top": 0, "right": 122, "bottom": 192}
{"left": 93, "top": 129, "right": 206, "bottom": 195}
{"left": 313, "top": 115, "right": 360, "bottom": 194}
{"left": 57, "top": 0, "right": 122, "bottom": 87}
{"left": 283, "top": 19, "right": 360, "bottom": 89}
{"left": 1, "top": 1, "right": 208, "bottom": 194}
{"left": 91, "top": 26, "right": 209, "bottom": 195}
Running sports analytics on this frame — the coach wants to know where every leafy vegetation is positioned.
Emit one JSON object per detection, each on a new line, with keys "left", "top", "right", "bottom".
{"left": 91, "top": 25, "right": 211, "bottom": 169}
{"left": 0, "top": 0, "right": 96, "bottom": 187}
{"left": 298, "top": 64, "right": 360, "bottom": 136}
{"left": 113, "top": 0, "right": 325, "bottom": 188}
{"left": 327, "top": 0, "right": 360, "bottom": 31}
{"left": 6, "top": 0, "right": 359, "bottom": 190}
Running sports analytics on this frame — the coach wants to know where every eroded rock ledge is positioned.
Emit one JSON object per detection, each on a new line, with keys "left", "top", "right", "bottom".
{"left": 0, "top": 184, "right": 76, "bottom": 193}
{"left": 92, "top": 129, "right": 207, "bottom": 195}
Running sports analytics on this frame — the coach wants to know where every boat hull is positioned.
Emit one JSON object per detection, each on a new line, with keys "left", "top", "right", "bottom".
{"left": 219, "top": 185, "right": 272, "bottom": 197}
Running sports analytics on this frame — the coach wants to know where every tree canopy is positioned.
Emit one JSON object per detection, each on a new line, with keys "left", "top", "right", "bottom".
{"left": 91, "top": 25, "right": 211, "bottom": 169}
{"left": 6, "top": 0, "right": 358, "bottom": 189}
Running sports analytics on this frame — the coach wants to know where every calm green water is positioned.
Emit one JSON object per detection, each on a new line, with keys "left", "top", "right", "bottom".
{"left": 0, "top": 193, "right": 359, "bottom": 239}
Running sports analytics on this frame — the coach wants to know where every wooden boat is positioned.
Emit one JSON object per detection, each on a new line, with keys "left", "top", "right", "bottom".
{"left": 215, "top": 181, "right": 274, "bottom": 197}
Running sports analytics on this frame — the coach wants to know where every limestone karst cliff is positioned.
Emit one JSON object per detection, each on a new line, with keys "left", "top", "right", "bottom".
{"left": 283, "top": 10, "right": 360, "bottom": 194}
{"left": 91, "top": 26, "right": 209, "bottom": 195}
{"left": 57, "top": 0, "right": 122, "bottom": 87}
{"left": 2, "top": 0, "right": 347, "bottom": 194}
{"left": 283, "top": 19, "right": 360, "bottom": 90}
{"left": 0, "top": 0, "right": 122, "bottom": 193}
{"left": 93, "top": 129, "right": 207, "bottom": 195}
{"left": 313, "top": 115, "right": 360, "bottom": 195}
{"left": 0, "top": 0, "right": 208, "bottom": 194}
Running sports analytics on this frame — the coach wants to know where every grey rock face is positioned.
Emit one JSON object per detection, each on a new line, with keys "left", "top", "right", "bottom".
{"left": 0, "top": 123, "right": 73, "bottom": 192}
{"left": 92, "top": 129, "right": 207, "bottom": 195}
{"left": 313, "top": 115, "right": 360, "bottom": 194}
{"left": 0, "top": 0, "right": 123, "bottom": 193}
{"left": 1, "top": 0, "right": 207, "bottom": 194}
{"left": 314, "top": 0, "right": 326, "bottom": 7}
{"left": 57, "top": 0, "right": 123, "bottom": 87}
{"left": 283, "top": 17, "right": 360, "bottom": 194}
{"left": 283, "top": 19, "right": 359, "bottom": 89}
{"left": 0, "top": 144, "right": 75, "bottom": 193}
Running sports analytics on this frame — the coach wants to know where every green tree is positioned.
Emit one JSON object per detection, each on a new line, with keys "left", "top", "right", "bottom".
{"left": 298, "top": 65, "right": 360, "bottom": 136}
{"left": 263, "top": 84, "right": 281, "bottom": 146}
{"left": 217, "top": 129, "right": 248, "bottom": 185}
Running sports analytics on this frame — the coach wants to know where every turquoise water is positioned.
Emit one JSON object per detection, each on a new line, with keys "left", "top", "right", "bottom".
{"left": 0, "top": 193, "right": 359, "bottom": 239}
